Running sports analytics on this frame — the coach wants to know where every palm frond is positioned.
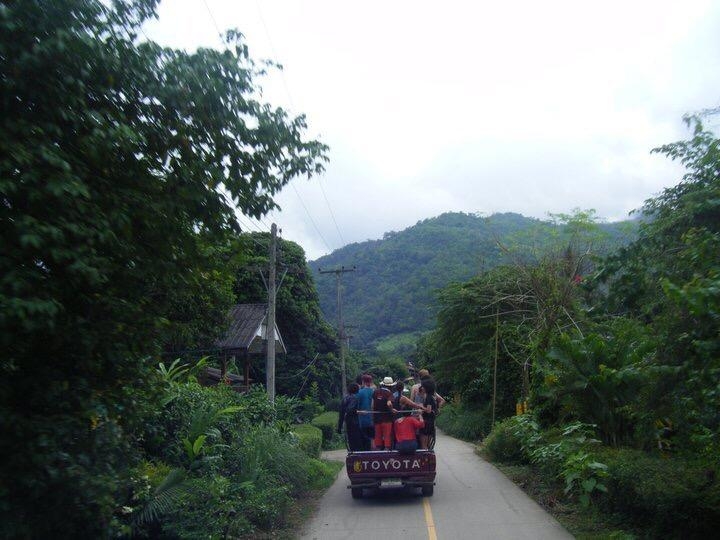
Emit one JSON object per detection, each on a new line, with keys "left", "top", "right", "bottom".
{"left": 131, "top": 468, "right": 187, "bottom": 530}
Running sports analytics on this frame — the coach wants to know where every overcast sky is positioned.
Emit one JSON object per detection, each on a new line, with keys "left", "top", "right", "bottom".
{"left": 145, "top": 0, "right": 720, "bottom": 260}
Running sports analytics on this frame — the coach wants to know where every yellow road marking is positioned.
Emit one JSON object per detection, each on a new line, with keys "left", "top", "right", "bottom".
{"left": 423, "top": 496, "right": 437, "bottom": 540}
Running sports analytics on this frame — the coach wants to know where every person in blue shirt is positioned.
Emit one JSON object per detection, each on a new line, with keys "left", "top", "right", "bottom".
{"left": 356, "top": 373, "right": 375, "bottom": 450}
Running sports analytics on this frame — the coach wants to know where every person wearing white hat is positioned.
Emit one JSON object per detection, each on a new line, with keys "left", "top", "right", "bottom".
{"left": 371, "top": 376, "right": 396, "bottom": 450}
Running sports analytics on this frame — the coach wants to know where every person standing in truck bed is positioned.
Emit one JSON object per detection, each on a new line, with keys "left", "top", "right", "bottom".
{"left": 357, "top": 374, "right": 374, "bottom": 450}
{"left": 418, "top": 379, "right": 438, "bottom": 450}
{"left": 392, "top": 381, "right": 429, "bottom": 414}
{"left": 372, "top": 377, "right": 396, "bottom": 450}
{"left": 411, "top": 369, "right": 446, "bottom": 409}
{"left": 338, "top": 382, "right": 364, "bottom": 451}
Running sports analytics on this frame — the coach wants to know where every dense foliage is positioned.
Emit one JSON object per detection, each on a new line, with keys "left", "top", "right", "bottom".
{"left": 127, "top": 373, "right": 339, "bottom": 538}
{"left": 0, "top": 0, "right": 327, "bottom": 536}
{"left": 423, "top": 210, "right": 611, "bottom": 429}
{"left": 232, "top": 234, "right": 342, "bottom": 405}
{"left": 312, "top": 212, "right": 633, "bottom": 347}
{"left": 434, "top": 116, "right": 720, "bottom": 536}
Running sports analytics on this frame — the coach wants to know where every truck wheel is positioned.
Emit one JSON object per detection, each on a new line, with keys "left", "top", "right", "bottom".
{"left": 351, "top": 487, "right": 363, "bottom": 499}
{"left": 421, "top": 485, "right": 434, "bottom": 497}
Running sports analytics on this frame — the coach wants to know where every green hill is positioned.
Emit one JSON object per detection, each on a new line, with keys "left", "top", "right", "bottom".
{"left": 311, "top": 212, "right": 634, "bottom": 347}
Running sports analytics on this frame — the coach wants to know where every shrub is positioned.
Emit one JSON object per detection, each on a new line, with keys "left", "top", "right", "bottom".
{"left": 324, "top": 397, "right": 341, "bottom": 412}
{"left": 296, "top": 396, "right": 325, "bottom": 423}
{"left": 598, "top": 448, "right": 720, "bottom": 536}
{"left": 311, "top": 411, "right": 339, "bottom": 447}
{"left": 305, "top": 458, "right": 342, "bottom": 490}
{"left": 161, "top": 476, "right": 254, "bottom": 538}
{"left": 291, "top": 424, "right": 323, "bottom": 458}
{"left": 143, "top": 381, "right": 244, "bottom": 466}
{"left": 436, "top": 403, "right": 491, "bottom": 441}
{"left": 237, "top": 426, "right": 313, "bottom": 496}
{"left": 483, "top": 417, "right": 527, "bottom": 463}
{"left": 238, "top": 481, "right": 292, "bottom": 531}
{"left": 273, "top": 394, "right": 302, "bottom": 425}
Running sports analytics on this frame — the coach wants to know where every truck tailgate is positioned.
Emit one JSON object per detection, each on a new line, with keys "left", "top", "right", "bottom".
{"left": 346, "top": 450, "right": 436, "bottom": 480}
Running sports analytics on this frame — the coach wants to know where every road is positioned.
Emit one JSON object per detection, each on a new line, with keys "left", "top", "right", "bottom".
{"left": 300, "top": 431, "right": 572, "bottom": 540}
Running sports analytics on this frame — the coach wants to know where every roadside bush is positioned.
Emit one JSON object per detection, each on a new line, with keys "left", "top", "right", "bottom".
{"left": 483, "top": 417, "right": 527, "bottom": 463}
{"left": 598, "top": 448, "right": 720, "bottom": 537}
{"left": 487, "top": 416, "right": 609, "bottom": 507}
{"left": 295, "top": 396, "right": 325, "bottom": 423}
{"left": 238, "top": 482, "right": 292, "bottom": 531}
{"left": 160, "top": 475, "right": 258, "bottom": 538}
{"left": 324, "top": 397, "right": 341, "bottom": 412}
{"left": 132, "top": 381, "right": 339, "bottom": 537}
{"left": 236, "top": 386, "right": 282, "bottom": 426}
{"left": 238, "top": 426, "right": 313, "bottom": 496}
{"left": 311, "top": 411, "right": 339, "bottom": 448}
{"left": 142, "top": 382, "right": 244, "bottom": 465}
{"left": 305, "top": 458, "right": 341, "bottom": 490}
{"left": 273, "top": 394, "right": 302, "bottom": 426}
{"left": 291, "top": 424, "right": 323, "bottom": 458}
{"left": 436, "top": 403, "right": 491, "bottom": 441}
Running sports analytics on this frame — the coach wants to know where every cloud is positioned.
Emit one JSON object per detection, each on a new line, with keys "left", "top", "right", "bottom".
{"left": 147, "top": 0, "right": 720, "bottom": 260}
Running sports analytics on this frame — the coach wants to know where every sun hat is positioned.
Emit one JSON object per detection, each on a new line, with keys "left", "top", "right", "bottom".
{"left": 381, "top": 376, "right": 396, "bottom": 386}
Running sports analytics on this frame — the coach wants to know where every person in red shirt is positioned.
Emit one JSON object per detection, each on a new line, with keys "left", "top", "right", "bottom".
{"left": 394, "top": 410, "right": 424, "bottom": 454}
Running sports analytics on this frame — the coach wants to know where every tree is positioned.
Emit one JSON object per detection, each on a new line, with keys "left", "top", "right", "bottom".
{"left": 427, "top": 210, "right": 607, "bottom": 426}
{"left": 232, "top": 234, "right": 340, "bottom": 404}
{"left": 596, "top": 115, "right": 720, "bottom": 453}
{"left": 0, "top": 1, "right": 327, "bottom": 535}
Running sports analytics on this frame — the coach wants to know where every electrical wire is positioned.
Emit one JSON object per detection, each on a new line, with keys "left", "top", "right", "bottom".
{"left": 317, "top": 176, "right": 345, "bottom": 245}
{"left": 253, "top": 0, "right": 343, "bottom": 254}
{"left": 200, "top": 0, "right": 223, "bottom": 40}
{"left": 276, "top": 353, "right": 320, "bottom": 380}
{"left": 290, "top": 182, "right": 333, "bottom": 253}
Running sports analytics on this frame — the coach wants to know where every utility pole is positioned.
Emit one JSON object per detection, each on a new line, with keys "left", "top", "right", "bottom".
{"left": 318, "top": 265, "right": 355, "bottom": 396}
{"left": 266, "top": 223, "right": 277, "bottom": 402}
{"left": 492, "top": 306, "right": 499, "bottom": 426}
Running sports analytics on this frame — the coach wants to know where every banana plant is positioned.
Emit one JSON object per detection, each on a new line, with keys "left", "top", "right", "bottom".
{"left": 157, "top": 358, "right": 189, "bottom": 384}
{"left": 158, "top": 356, "right": 211, "bottom": 405}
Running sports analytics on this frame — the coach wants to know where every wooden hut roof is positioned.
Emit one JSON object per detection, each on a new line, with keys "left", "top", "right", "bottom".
{"left": 215, "top": 303, "right": 286, "bottom": 354}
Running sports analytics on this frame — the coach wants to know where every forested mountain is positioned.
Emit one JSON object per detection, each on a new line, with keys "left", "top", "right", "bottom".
{"left": 312, "top": 212, "right": 634, "bottom": 346}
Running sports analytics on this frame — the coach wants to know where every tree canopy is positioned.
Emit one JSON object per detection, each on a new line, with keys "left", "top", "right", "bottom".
{"left": 0, "top": 0, "right": 326, "bottom": 535}
{"left": 428, "top": 116, "right": 719, "bottom": 456}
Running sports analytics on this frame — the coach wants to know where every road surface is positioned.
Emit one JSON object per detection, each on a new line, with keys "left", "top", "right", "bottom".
{"left": 300, "top": 431, "right": 572, "bottom": 540}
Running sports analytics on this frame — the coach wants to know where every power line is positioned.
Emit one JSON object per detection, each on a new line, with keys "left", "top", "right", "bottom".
{"left": 200, "top": 1, "right": 333, "bottom": 255}
{"left": 235, "top": 215, "right": 264, "bottom": 233}
{"left": 253, "top": 1, "right": 343, "bottom": 254}
{"left": 317, "top": 176, "right": 345, "bottom": 245}
{"left": 200, "top": 0, "right": 223, "bottom": 40}
{"left": 236, "top": 221, "right": 270, "bottom": 252}
{"left": 276, "top": 353, "right": 320, "bottom": 380}
{"left": 254, "top": 0, "right": 296, "bottom": 111}
{"left": 290, "top": 182, "right": 333, "bottom": 253}
{"left": 140, "top": 23, "right": 270, "bottom": 247}
{"left": 236, "top": 213, "right": 269, "bottom": 234}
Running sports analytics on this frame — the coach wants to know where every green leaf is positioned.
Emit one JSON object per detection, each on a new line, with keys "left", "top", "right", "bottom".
{"left": 581, "top": 478, "right": 597, "bottom": 492}
{"left": 192, "top": 435, "right": 207, "bottom": 455}
{"left": 182, "top": 439, "right": 194, "bottom": 460}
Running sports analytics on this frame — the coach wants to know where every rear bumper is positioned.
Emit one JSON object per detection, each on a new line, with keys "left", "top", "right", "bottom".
{"left": 348, "top": 477, "right": 435, "bottom": 489}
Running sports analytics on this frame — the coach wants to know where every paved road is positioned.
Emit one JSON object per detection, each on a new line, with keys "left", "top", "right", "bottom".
{"left": 300, "top": 431, "right": 572, "bottom": 540}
